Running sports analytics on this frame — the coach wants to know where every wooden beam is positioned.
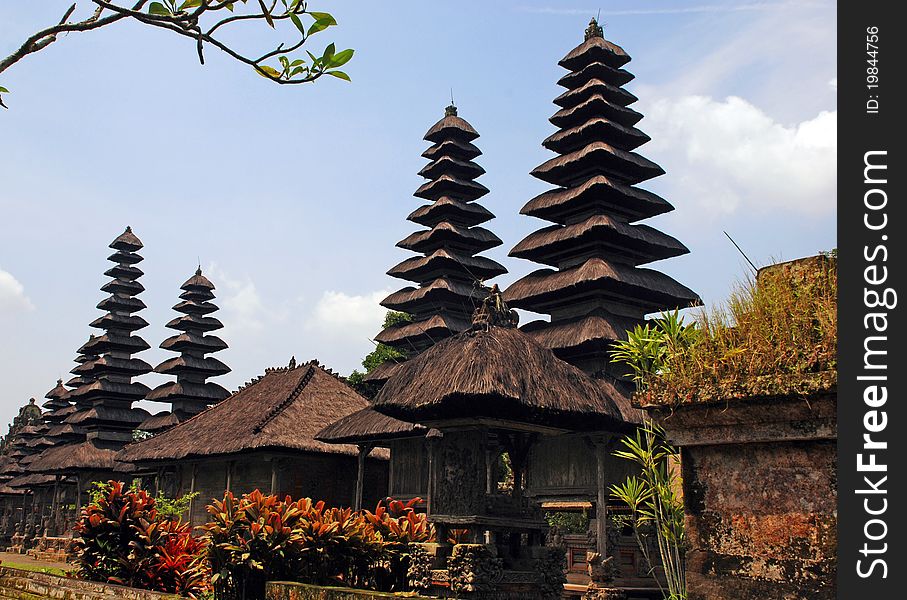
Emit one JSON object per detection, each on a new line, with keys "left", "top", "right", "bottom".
{"left": 354, "top": 445, "right": 370, "bottom": 511}
{"left": 270, "top": 457, "right": 279, "bottom": 495}
{"left": 595, "top": 440, "right": 608, "bottom": 557}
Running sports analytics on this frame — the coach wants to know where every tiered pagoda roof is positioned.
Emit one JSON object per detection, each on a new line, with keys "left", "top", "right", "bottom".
{"left": 504, "top": 19, "right": 700, "bottom": 376}
{"left": 370, "top": 105, "right": 506, "bottom": 383}
{"left": 32, "top": 228, "right": 152, "bottom": 473}
{"left": 141, "top": 268, "right": 231, "bottom": 433}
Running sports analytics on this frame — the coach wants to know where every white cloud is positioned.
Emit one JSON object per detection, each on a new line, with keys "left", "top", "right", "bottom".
{"left": 306, "top": 289, "right": 391, "bottom": 341}
{"left": 829, "top": 77, "right": 837, "bottom": 90}
{"left": 641, "top": 95, "right": 836, "bottom": 217}
{"left": 205, "top": 263, "right": 273, "bottom": 336}
{"left": 0, "top": 268, "right": 34, "bottom": 313}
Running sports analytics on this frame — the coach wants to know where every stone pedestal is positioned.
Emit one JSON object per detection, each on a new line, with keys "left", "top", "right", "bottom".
{"left": 646, "top": 392, "right": 837, "bottom": 600}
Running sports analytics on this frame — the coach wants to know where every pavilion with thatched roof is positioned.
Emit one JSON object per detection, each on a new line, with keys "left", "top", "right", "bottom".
{"left": 119, "top": 359, "right": 388, "bottom": 525}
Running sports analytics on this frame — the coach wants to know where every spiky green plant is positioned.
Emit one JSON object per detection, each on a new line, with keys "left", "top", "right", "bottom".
{"left": 610, "top": 422, "right": 685, "bottom": 600}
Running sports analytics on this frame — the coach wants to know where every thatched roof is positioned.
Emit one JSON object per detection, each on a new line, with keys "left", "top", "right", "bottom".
{"left": 531, "top": 141, "right": 664, "bottom": 187}
{"left": 422, "top": 138, "right": 481, "bottom": 161}
{"left": 521, "top": 174, "right": 673, "bottom": 225}
{"left": 550, "top": 94, "right": 642, "bottom": 129}
{"left": 374, "top": 313, "right": 470, "bottom": 348}
{"left": 316, "top": 407, "right": 427, "bottom": 445}
{"left": 559, "top": 33, "right": 630, "bottom": 70}
{"left": 522, "top": 312, "right": 641, "bottom": 354}
{"left": 8, "top": 473, "right": 56, "bottom": 488}
{"left": 414, "top": 174, "right": 490, "bottom": 202}
{"left": 504, "top": 258, "right": 701, "bottom": 313}
{"left": 29, "top": 441, "right": 118, "bottom": 473}
{"left": 558, "top": 61, "right": 633, "bottom": 89}
{"left": 362, "top": 360, "right": 404, "bottom": 384}
{"left": 381, "top": 278, "right": 484, "bottom": 314}
{"left": 543, "top": 117, "right": 649, "bottom": 154}
{"left": 553, "top": 78, "right": 637, "bottom": 109}
{"left": 408, "top": 197, "right": 494, "bottom": 228}
{"left": 373, "top": 325, "right": 639, "bottom": 431}
{"left": 509, "top": 215, "right": 688, "bottom": 267}
{"left": 424, "top": 109, "right": 479, "bottom": 143}
{"left": 387, "top": 249, "right": 506, "bottom": 284}
{"left": 397, "top": 223, "right": 502, "bottom": 254}
{"left": 118, "top": 361, "right": 375, "bottom": 464}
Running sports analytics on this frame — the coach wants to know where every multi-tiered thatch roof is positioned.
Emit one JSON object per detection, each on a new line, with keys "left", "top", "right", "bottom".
{"left": 504, "top": 19, "right": 699, "bottom": 377}
{"left": 369, "top": 105, "right": 507, "bottom": 385}
{"left": 31, "top": 228, "right": 153, "bottom": 473}
{"left": 141, "top": 268, "right": 231, "bottom": 433}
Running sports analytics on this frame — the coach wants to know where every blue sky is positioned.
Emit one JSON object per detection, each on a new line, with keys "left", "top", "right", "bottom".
{"left": 0, "top": 1, "right": 836, "bottom": 426}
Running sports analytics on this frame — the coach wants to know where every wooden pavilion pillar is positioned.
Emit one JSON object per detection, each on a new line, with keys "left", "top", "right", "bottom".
{"left": 354, "top": 444, "right": 373, "bottom": 511}
{"left": 270, "top": 457, "right": 280, "bottom": 495}
{"left": 187, "top": 463, "right": 198, "bottom": 526}
{"left": 595, "top": 437, "right": 609, "bottom": 557}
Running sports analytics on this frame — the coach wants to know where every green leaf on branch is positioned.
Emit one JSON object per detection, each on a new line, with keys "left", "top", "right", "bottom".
{"left": 307, "top": 15, "right": 337, "bottom": 36}
{"left": 179, "top": 0, "right": 203, "bottom": 9}
{"left": 326, "top": 70, "right": 350, "bottom": 81}
{"left": 323, "top": 43, "right": 335, "bottom": 61}
{"left": 148, "top": 2, "right": 171, "bottom": 15}
{"left": 326, "top": 48, "right": 353, "bottom": 68}
{"left": 0, "top": 87, "right": 9, "bottom": 94}
{"left": 290, "top": 13, "right": 305, "bottom": 35}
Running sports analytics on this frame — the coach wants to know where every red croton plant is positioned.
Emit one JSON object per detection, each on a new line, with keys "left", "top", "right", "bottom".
{"left": 72, "top": 480, "right": 209, "bottom": 597}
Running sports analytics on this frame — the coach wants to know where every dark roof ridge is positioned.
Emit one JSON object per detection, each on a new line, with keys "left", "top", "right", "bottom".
{"left": 253, "top": 365, "right": 316, "bottom": 433}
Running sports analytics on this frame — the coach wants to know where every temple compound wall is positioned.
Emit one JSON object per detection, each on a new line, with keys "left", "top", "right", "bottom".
{"left": 647, "top": 393, "right": 837, "bottom": 600}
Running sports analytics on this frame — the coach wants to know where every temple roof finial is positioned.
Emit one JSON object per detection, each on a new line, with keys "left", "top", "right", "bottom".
{"left": 585, "top": 17, "right": 603, "bottom": 40}
{"left": 445, "top": 103, "right": 457, "bottom": 117}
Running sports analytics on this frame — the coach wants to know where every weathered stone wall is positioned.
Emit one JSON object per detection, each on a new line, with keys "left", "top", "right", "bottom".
{"left": 0, "top": 566, "right": 179, "bottom": 600}
{"left": 648, "top": 393, "right": 837, "bottom": 600}
{"left": 266, "top": 580, "right": 435, "bottom": 600}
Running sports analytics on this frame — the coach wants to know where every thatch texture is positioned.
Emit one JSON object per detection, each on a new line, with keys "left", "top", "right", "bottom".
{"left": 531, "top": 141, "right": 664, "bottom": 186}
{"left": 316, "top": 407, "right": 427, "bottom": 444}
{"left": 29, "top": 441, "right": 118, "bottom": 473}
{"left": 424, "top": 114, "right": 479, "bottom": 142}
{"left": 381, "top": 278, "right": 484, "bottom": 314}
{"left": 543, "top": 117, "right": 649, "bottom": 153}
{"left": 558, "top": 61, "right": 634, "bottom": 88}
{"left": 558, "top": 34, "right": 630, "bottom": 70}
{"left": 396, "top": 223, "right": 502, "bottom": 254}
{"left": 509, "top": 215, "right": 689, "bottom": 267}
{"left": 505, "top": 258, "right": 701, "bottom": 312}
{"left": 550, "top": 94, "right": 643, "bottom": 128}
{"left": 521, "top": 174, "right": 673, "bottom": 224}
{"left": 374, "top": 313, "right": 471, "bottom": 347}
{"left": 408, "top": 197, "right": 494, "bottom": 228}
{"left": 362, "top": 360, "right": 404, "bottom": 384}
{"left": 553, "top": 77, "right": 638, "bottom": 108}
{"left": 387, "top": 249, "right": 506, "bottom": 284}
{"left": 118, "top": 362, "right": 372, "bottom": 464}
{"left": 373, "top": 326, "right": 638, "bottom": 430}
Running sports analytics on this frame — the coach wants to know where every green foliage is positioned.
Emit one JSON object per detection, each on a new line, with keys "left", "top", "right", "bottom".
{"left": 200, "top": 490, "right": 434, "bottom": 599}
{"left": 610, "top": 310, "right": 698, "bottom": 387}
{"left": 544, "top": 510, "right": 589, "bottom": 535}
{"left": 615, "top": 257, "right": 837, "bottom": 405}
{"left": 347, "top": 311, "right": 411, "bottom": 397}
{"left": 73, "top": 480, "right": 209, "bottom": 597}
{"left": 610, "top": 422, "right": 685, "bottom": 600}
{"left": 156, "top": 490, "right": 200, "bottom": 522}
